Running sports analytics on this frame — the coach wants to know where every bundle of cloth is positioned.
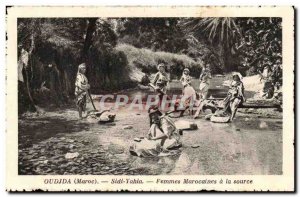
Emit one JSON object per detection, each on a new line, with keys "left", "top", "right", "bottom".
{"left": 86, "top": 110, "right": 116, "bottom": 124}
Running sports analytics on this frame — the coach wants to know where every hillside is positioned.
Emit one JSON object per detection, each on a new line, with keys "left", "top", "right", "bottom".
{"left": 115, "top": 43, "right": 204, "bottom": 82}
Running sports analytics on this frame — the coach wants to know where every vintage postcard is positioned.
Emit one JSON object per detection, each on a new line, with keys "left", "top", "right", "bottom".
{"left": 6, "top": 6, "right": 294, "bottom": 192}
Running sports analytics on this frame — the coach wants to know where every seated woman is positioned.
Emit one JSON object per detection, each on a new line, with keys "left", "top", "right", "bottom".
{"left": 207, "top": 74, "right": 245, "bottom": 122}
{"left": 129, "top": 106, "right": 182, "bottom": 157}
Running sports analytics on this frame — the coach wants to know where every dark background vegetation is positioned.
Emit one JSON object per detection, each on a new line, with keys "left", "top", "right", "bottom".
{"left": 17, "top": 17, "right": 282, "bottom": 113}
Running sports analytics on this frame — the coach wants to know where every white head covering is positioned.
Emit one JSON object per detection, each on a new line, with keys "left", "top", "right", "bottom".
{"left": 78, "top": 63, "right": 87, "bottom": 73}
{"left": 157, "top": 63, "right": 165, "bottom": 70}
{"left": 183, "top": 68, "right": 190, "bottom": 73}
{"left": 232, "top": 72, "right": 243, "bottom": 81}
{"left": 79, "top": 63, "right": 86, "bottom": 69}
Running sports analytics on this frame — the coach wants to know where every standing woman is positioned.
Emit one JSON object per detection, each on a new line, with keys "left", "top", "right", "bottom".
{"left": 152, "top": 63, "right": 169, "bottom": 104}
{"left": 180, "top": 68, "right": 192, "bottom": 91}
{"left": 75, "top": 63, "right": 90, "bottom": 118}
{"left": 260, "top": 63, "right": 274, "bottom": 99}
{"left": 180, "top": 68, "right": 196, "bottom": 115}
{"left": 199, "top": 63, "right": 212, "bottom": 99}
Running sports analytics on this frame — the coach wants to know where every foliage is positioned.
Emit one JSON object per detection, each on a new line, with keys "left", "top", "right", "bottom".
{"left": 237, "top": 18, "right": 282, "bottom": 74}
{"left": 17, "top": 17, "right": 283, "bottom": 113}
{"left": 117, "top": 18, "right": 189, "bottom": 53}
{"left": 180, "top": 17, "right": 282, "bottom": 74}
{"left": 116, "top": 43, "right": 203, "bottom": 80}
{"left": 182, "top": 18, "right": 241, "bottom": 47}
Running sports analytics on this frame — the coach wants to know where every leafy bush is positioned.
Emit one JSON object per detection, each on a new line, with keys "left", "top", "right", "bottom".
{"left": 116, "top": 43, "right": 204, "bottom": 80}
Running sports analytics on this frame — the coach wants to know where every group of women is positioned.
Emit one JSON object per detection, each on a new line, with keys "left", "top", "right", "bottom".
{"left": 151, "top": 62, "right": 245, "bottom": 122}
{"left": 74, "top": 62, "right": 246, "bottom": 157}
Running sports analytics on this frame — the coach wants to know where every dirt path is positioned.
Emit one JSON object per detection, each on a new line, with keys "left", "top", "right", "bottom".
{"left": 18, "top": 100, "right": 282, "bottom": 175}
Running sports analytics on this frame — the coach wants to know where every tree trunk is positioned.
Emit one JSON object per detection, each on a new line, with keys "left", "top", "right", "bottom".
{"left": 82, "top": 18, "right": 97, "bottom": 61}
{"left": 24, "top": 66, "right": 37, "bottom": 111}
{"left": 22, "top": 33, "right": 37, "bottom": 111}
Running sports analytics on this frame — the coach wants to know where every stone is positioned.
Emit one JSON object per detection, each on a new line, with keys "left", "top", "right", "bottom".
{"left": 123, "top": 125, "right": 133, "bottom": 129}
{"left": 175, "top": 120, "right": 198, "bottom": 130}
{"left": 133, "top": 138, "right": 141, "bottom": 142}
{"left": 70, "top": 167, "right": 78, "bottom": 172}
{"left": 103, "top": 166, "right": 110, "bottom": 170}
{"left": 191, "top": 145, "right": 200, "bottom": 148}
{"left": 82, "top": 140, "right": 89, "bottom": 145}
{"left": 32, "top": 144, "right": 39, "bottom": 149}
{"left": 259, "top": 121, "right": 268, "bottom": 129}
{"left": 65, "top": 152, "right": 80, "bottom": 159}
{"left": 39, "top": 156, "right": 47, "bottom": 160}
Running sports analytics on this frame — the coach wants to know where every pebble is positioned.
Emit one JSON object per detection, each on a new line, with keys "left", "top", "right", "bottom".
{"left": 133, "top": 138, "right": 141, "bottom": 142}
{"left": 65, "top": 152, "right": 80, "bottom": 159}
{"left": 19, "top": 134, "right": 147, "bottom": 175}
{"left": 103, "top": 166, "right": 110, "bottom": 170}
{"left": 259, "top": 121, "right": 268, "bottom": 129}
{"left": 123, "top": 125, "right": 133, "bottom": 129}
{"left": 191, "top": 145, "right": 200, "bottom": 148}
{"left": 82, "top": 140, "right": 89, "bottom": 145}
{"left": 70, "top": 167, "right": 78, "bottom": 172}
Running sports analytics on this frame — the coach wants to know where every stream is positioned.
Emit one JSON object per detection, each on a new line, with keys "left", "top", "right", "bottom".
{"left": 18, "top": 77, "right": 282, "bottom": 175}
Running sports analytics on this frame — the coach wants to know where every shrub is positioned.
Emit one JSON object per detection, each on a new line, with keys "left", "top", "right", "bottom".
{"left": 115, "top": 43, "right": 203, "bottom": 81}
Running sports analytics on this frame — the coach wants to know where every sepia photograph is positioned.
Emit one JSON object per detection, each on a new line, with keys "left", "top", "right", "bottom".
{"left": 6, "top": 6, "right": 294, "bottom": 192}
{"left": 17, "top": 16, "right": 283, "bottom": 176}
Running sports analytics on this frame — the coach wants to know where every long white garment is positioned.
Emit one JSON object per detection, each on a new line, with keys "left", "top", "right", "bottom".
{"left": 75, "top": 73, "right": 88, "bottom": 96}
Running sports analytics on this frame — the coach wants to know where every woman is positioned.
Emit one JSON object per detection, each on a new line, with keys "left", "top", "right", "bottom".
{"left": 151, "top": 63, "right": 169, "bottom": 108}
{"left": 180, "top": 68, "right": 192, "bottom": 89}
{"left": 193, "top": 64, "right": 212, "bottom": 118}
{"left": 221, "top": 74, "right": 245, "bottom": 121}
{"left": 179, "top": 68, "right": 196, "bottom": 116}
{"left": 199, "top": 63, "right": 212, "bottom": 99}
{"left": 152, "top": 63, "right": 169, "bottom": 95}
{"left": 129, "top": 106, "right": 182, "bottom": 157}
{"left": 75, "top": 63, "right": 90, "bottom": 118}
{"left": 260, "top": 63, "right": 274, "bottom": 99}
